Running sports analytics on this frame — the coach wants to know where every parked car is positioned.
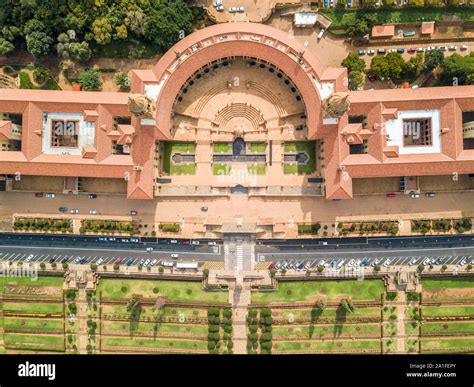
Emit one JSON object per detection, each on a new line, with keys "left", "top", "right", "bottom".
{"left": 367, "top": 73, "right": 377, "bottom": 82}
{"left": 79, "top": 258, "right": 86, "bottom": 264}
{"left": 143, "top": 259, "right": 150, "bottom": 267}
{"left": 151, "top": 259, "right": 158, "bottom": 266}
{"left": 409, "top": 258, "right": 418, "bottom": 265}
{"left": 61, "top": 258, "right": 68, "bottom": 264}
{"left": 460, "top": 258, "right": 467, "bottom": 266}
{"left": 448, "top": 45, "right": 457, "bottom": 51}
{"left": 201, "top": 206, "right": 208, "bottom": 212}
{"left": 171, "top": 253, "right": 179, "bottom": 259}
{"left": 383, "top": 258, "right": 392, "bottom": 267}
{"left": 46, "top": 193, "right": 56, "bottom": 198}
{"left": 386, "top": 193, "right": 396, "bottom": 198}
{"left": 438, "top": 46, "right": 447, "bottom": 51}
{"left": 126, "top": 258, "right": 134, "bottom": 266}
{"left": 317, "top": 28, "right": 326, "bottom": 40}
{"left": 146, "top": 247, "right": 154, "bottom": 252}
{"left": 367, "top": 49, "right": 375, "bottom": 55}
{"left": 416, "top": 47, "right": 425, "bottom": 53}
{"left": 377, "top": 48, "right": 386, "bottom": 54}
{"left": 358, "top": 50, "right": 366, "bottom": 55}
{"left": 407, "top": 47, "right": 416, "bottom": 53}
{"left": 191, "top": 240, "right": 200, "bottom": 245}
{"left": 388, "top": 48, "right": 396, "bottom": 53}
{"left": 96, "top": 258, "right": 104, "bottom": 265}
{"left": 70, "top": 209, "right": 79, "bottom": 214}
{"left": 208, "top": 241, "right": 217, "bottom": 246}
{"left": 129, "top": 210, "right": 138, "bottom": 216}
{"left": 114, "top": 257, "right": 122, "bottom": 264}
{"left": 74, "top": 257, "right": 81, "bottom": 263}
{"left": 425, "top": 192, "right": 435, "bottom": 198}
{"left": 26, "top": 254, "right": 34, "bottom": 262}
{"left": 397, "top": 48, "right": 405, "bottom": 53}
{"left": 410, "top": 191, "right": 420, "bottom": 198}
{"left": 170, "top": 240, "right": 178, "bottom": 244}
{"left": 130, "top": 238, "right": 139, "bottom": 243}
{"left": 88, "top": 194, "right": 97, "bottom": 199}
{"left": 34, "top": 192, "right": 44, "bottom": 197}
{"left": 58, "top": 207, "right": 68, "bottom": 213}
{"left": 89, "top": 209, "right": 98, "bottom": 214}
{"left": 138, "top": 259, "right": 145, "bottom": 266}
{"left": 460, "top": 45, "right": 468, "bottom": 51}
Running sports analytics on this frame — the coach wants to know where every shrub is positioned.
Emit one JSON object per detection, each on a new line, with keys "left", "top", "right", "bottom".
{"left": 158, "top": 223, "right": 181, "bottom": 232}
{"left": 158, "top": 266, "right": 164, "bottom": 273}
{"left": 78, "top": 69, "right": 102, "bottom": 91}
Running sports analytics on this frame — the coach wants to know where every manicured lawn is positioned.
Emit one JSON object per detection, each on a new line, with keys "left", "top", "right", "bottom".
{"left": 99, "top": 278, "right": 228, "bottom": 303}
{"left": 274, "top": 339, "right": 380, "bottom": 352}
{"left": 213, "top": 163, "right": 231, "bottom": 175}
{"left": 102, "top": 321, "right": 208, "bottom": 335}
{"left": 247, "top": 164, "right": 266, "bottom": 175}
{"left": 162, "top": 142, "right": 196, "bottom": 175}
{"left": 421, "top": 322, "right": 474, "bottom": 335}
{"left": 272, "top": 323, "right": 380, "bottom": 337}
{"left": 405, "top": 322, "right": 420, "bottom": 336}
{"left": 283, "top": 141, "right": 316, "bottom": 175}
{"left": 213, "top": 142, "right": 230, "bottom": 153}
{"left": 274, "top": 307, "right": 381, "bottom": 321}
{"left": 102, "top": 337, "right": 207, "bottom": 350}
{"left": 248, "top": 142, "right": 266, "bottom": 153}
{"left": 252, "top": 280, "right": 385, "bottom": 303}
{"left": 4, "top": 318, "right": 64, "bottom": 333}
{"left": 321, "top": 7, "right": 474, "bottom": 28}
{"left": 4, "top": 333, "right": 64, "bottom": 346}
{"left": 3, "top": 302, "right": 63, "bottom": 314}
{"left": 423, "top": 306, "right": 474, "bottom": 316}
{"left": 421, "top": 338, "right": 474, "bottom": 353}
{"left": 0, "top": 276, "right": 64, "bottom": 288}
{"left": 422, "top": 278, "right": 474, "bottom": 290}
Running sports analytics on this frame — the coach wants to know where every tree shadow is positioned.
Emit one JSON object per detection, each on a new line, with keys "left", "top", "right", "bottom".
{"left": 309, "top": 307, "right": 323, "bottom": 339}
{"left": 333, "top": 305, "right": 347, "bottom": 340}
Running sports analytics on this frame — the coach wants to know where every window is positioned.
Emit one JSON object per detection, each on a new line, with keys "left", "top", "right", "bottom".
{"left": 349, "top": 140, "right": 368, "bottom": 155}
{"left": 403, "top": 118, "right": 432, "bottom": 146}
{"left": 462, "top": 111, "right": 474, "bottom": 150}
{"left": 51, "top": 120, "right": 79, "bottom": 148}
{"left": 348, "top": 115, "right": 368, "bottom": 129}
{"left": 113, "top": 116, "right": 131, "bottom": 130}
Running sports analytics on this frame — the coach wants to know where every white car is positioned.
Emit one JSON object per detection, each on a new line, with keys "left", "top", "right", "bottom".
{"left": 383, "top": 259, "right": 391, "bottom": 267}
{"left": 448, "top": 45, "right": 457, "bottom": 51}
{"left": 96, "top": 258, "right": 104, "bottom": 265}
{"left": 388, "top": 48, "right": 396, "bottom": 53}
{"left": 146, "top": 247, "right": 154, "bottom": 252}
{"left": 423, "top": 258, "right": 431, "bottom": 265}
{"left": 26, "top": 254, "right": 34, "bottom": 262}
{"left": 46, "top": 193, "right": 56, "bottom": 198}
{"left": 237, "top": 6, "right": 245, "bottom": 12}
{"left": 410, "top": 191, "right": 420, "bottom": 198}
{"left": 319, "top": 260, "right": 326, "bottom": 267}
{"left": 151, "top": 259, "right": 158, "bottom": 266}
{"left": 229, "top": 6, "right": 238, "bottom": 13}
{"left": 171, "top": 253, "right": 179, "bottom": 259}
{"left": 460, "top": 45, "right": 468, "bottom": 51}
{"left": 348, "top": 259, "right": 355, "bottom": 267}
{"left": 70, "top": 209, "right": 79, "bottom": 214}
{"left": 416, "top": 47, "right": 425, "bottom": 53}
{"left": 191, "top": 240, "right": 200, "bottom": 245}
{"left": 337, "top": 259, "right": 345, "bottom": 268}
{"left": 367, "top": 49, "right": 375, "bottom": 55}
{"left": 143, "top": 259, "right": 150, "bottom": 267}
{"left": 161, "top": 261, "right": 174, "bottom": 267}
{"left": 409, "top": 258, "right": 418, "bottom": 265}
{"left": 208, "top": 241, "right": 217, "bottom": 246}
{"left": 74, "top": 257, "right": 81, "bottom": 263}
{"left": 460, "top": 258, "right": 467, "bottom": 266}
{"left": 89, "top": 209, "right": 98, "bottom": 215}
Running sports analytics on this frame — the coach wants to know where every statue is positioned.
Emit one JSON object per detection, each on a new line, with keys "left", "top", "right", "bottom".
{"left": 127, "top": 93, "right": 156, "bottom": 119}
{"left": 322, "top": 92, "right": 350, "bottom": 118}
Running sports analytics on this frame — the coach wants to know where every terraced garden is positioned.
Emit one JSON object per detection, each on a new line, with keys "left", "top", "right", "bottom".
{"left": 249, "top": 279, "right": 386, "bottom": 354}
{"left": 0, "top": 275, "right": 72, "bottom": 353}
{"left": 98, "top": 278, "right": 232, "bottom": 354}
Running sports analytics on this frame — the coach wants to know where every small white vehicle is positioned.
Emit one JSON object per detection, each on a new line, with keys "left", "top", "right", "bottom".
{"left": 383, "top": 259, "right": 392, "bottom": 267}
{"left": 74, "top": 257, "right": 81, "bottom": 263}
{"left": 89, "top": 209, "right": 98, "bottom": 215}
{"left": 208, "top": 241, "right": 217, "bottom": 246}
{"left": 143, "top": 259, "right": 150, "bottom": 267}
{"left": 146, "top": 247, "right": 154, "bottom": 252}
{"left": 171, "top": 253, "right": 179, "bottom": 259}
{"left": 96, "top": 258, "right": 104, "bottom": 265}
{"left": 317, "top": 29, "right": 326, "bottom": 40}
{"left": 26, "top": 254, "right": 34, "bottom": 262}
{"left": 367, "top": 49, "right": 375, "bottom": 55}
{"left": 191, "top": 240, "right": 200, "bottom": 245}
{"left": 161, "top": 261, "right": 174, "bottom": 267}
{"left": 409, "top": 258, "right": 418, "bottom": 265}
{"left": 46, "top": 193, "right": 56, "bottom": 198}
{"left": 151, "top": 259, "right": 158, "bottom": 266}
{"left": 70, "top": 209, "right": 79, "bottom": 214}
{"left": 460, "top": 45, "right": 468, "bottom": 51}
{"left": 460, "top": 258, "right": 467, "bottom": 266}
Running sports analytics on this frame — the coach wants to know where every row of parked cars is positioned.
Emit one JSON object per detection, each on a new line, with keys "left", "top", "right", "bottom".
{"left": 359, "top": 45, "right": 468, "bottom": 56}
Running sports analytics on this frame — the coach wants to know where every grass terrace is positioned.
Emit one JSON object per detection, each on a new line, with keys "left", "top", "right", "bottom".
{"left": 247, "top": 164, "right": 266, "bottom": 175}
{"left": 213, "top": 163, "right": 231, "bottom": 175}
{"left": 252, "top": 279, "right": 385, "bottom": 304}
{"left": 162, "top": 142, "right": 196, "bottom": 175}
{"left": 283, "top": 141, "right": 316, "bottom": 175}
{"left": 248, "top": 142, "right": 266, "bottom": 153}
{"left": 213, "top": 142, "right": 231, "bottom": 153}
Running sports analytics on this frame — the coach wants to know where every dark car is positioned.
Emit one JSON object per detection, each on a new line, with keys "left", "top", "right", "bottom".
{"left": 49, "top": 258, "right": 55, "bottom": 263}
{"left": 61, "top": 258, "right": 68, "bottom": 263}
{"left": 126, "top": 258, "right": 133, "bottom": 266}
{"left": 88, "top": 194, "right": 97, "bottom": 199}
{"left": 397, "top": 48, "right": 405, "bottom": 53}
{"left": 34, "top": 192, "right": 44, "bottom": 198}
{"left": 367, "top": 73, "right": 377, "bottom": 82}
{"left": 79, "top": 258, "right": 87, "bottom": 264}
{"left": 58, "top": 207, "right": 68, "bottom": 213}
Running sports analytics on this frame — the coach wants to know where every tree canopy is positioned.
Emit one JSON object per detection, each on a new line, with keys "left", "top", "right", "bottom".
{"left": 0, "top": 0, "right": 195, "bottom": 58}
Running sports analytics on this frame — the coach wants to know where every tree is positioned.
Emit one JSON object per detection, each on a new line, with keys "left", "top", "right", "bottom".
{"left": 125, "top": 10, "right": 148, "bottom": 36}
{"left": 348, "top": 70, "right": 364, "bottom": 91}
{"left": 370, "top": 52, "right": 405, "bottom": 80}
{"left": 68, "top": 41, "right": 92, "bottom": 62}
{"left": 424, "top": 49, "right": 444, "bottom": 72}
{"left": 92, "top": 17, "right": 113, "bottom": 45}
{"left": 341, "top": 53, "right": 366, "bottom": 73}
{"left": 438, "top": 52, "right": 474, "bottom": 86}
{"left": 26, "top": 31, "right": 53, "bottom": 57}
{"left": 144, "top": 0, "right": 193, "bottom": 53}
{"left": 0, "top": 38, "right": 14, "bottom": 55}
{"left": 114, "top": 72, "right": 130, "bottom": 91}
{"left": 39, "top": 262, "right": 46, "bottom": 269}
{"left": 78, "top": 69, "right": 102, "bottom": 91}
{"left": 340, "top": 298, "right": 355, "bottom": 313}
{"left": 402, "top": 53, "right": 424, "bottom": 80}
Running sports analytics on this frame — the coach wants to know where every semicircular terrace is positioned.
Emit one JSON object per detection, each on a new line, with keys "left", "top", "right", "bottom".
{"left": 150, "top": 22, "right": 332, "bottom": 139}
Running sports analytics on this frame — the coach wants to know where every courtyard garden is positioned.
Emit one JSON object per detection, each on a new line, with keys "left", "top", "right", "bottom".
{"left": 283, "top": 141, "right": 316, "bottom": 175}
{"left": 162, "top": 142, "right": 196, "bottom": 175}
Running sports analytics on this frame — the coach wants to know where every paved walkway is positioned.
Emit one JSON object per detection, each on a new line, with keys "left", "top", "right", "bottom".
{"left": 77, "top": 288, "right": 88, "bottom": 354}
{"left": 396, "top": 291, "right": 406, "bottom": 354}
{"left": 229, "top": 274, "right": 251, "bottom": 354}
